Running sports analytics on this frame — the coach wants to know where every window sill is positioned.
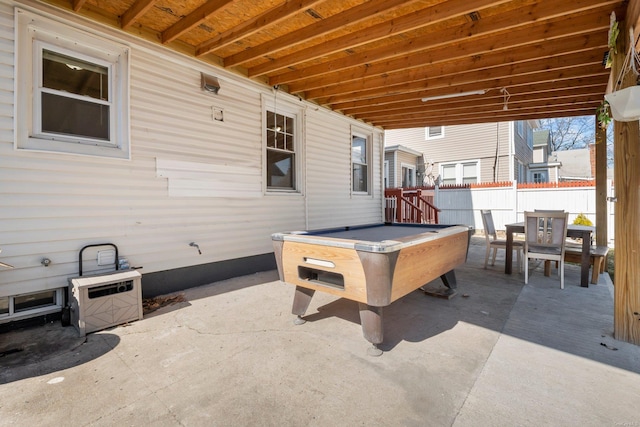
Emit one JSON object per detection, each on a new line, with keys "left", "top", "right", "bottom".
{"left": 18, "top": 137, "right": 130, "bottom": 160}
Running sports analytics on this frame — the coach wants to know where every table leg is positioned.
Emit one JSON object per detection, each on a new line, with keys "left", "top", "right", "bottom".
{"left": 580, "top": 233, "right": 590, "bottom": 288}
{"left": 292, "top": 286, "right": 315, "bottom": 324}
{"left": 505, "top": 227, "right": 514, "bottom": 274}
{"left": 439, "top": 270, "right": 457, "bottom": 290}
{"left": 358, "top": 303, "right": 383, "bottom": 356}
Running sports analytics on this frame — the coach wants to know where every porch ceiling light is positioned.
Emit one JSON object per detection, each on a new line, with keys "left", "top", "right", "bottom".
{"left": 421, "top": 89, "right": 486, "bottom": 102}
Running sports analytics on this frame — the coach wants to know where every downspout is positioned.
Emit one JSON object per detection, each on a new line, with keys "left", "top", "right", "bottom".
{"left": 508, "top": 121, "right": 514, "bottom": 181}
{"left": 493, "top": 122, "right": 500, "bottom": 181}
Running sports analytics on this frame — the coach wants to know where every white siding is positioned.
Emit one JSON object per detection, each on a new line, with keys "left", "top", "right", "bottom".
{"left": 0, "top": 2, "right": 383, "bottom": 298}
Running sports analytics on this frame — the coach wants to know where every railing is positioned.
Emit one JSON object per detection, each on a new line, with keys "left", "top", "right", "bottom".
{"left": 385, "top": 188, "right": 440, "bottom": 224}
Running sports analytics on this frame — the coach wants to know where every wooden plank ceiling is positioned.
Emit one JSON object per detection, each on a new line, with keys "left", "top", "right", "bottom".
{"left": 46, "top": 0, "right": 627, "bottom": 129}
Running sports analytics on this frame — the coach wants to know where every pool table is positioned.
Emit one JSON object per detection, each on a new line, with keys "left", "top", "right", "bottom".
{"left": 271, "top": 223, "right": 471, "bottom": 355}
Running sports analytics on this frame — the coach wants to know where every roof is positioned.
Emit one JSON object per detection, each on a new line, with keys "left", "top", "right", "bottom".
{"left": 43, "top": 0, "right": 628, "bottom": 129}
{"left": 384, "top": 145, "right": 423, "bottom": 156}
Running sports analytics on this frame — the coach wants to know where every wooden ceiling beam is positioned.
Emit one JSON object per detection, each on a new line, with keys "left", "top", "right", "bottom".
{"left": 161, "top": 0, "right": 236, "bottom": 44}
{"left": 264, "top": 0, "right": 618, "bottom": 82}
{"left": 195, "top": 0, "right": 325, "bottom": 56}
{"left": 372, "top": 101, "right": 600, "bottom": 128}
{"left": 313, "top": 50, "right": 606, "bottom": 104}
{"left": 337, "top": 76, "right": 609, "bottom": 114}
{"left": 375, "top": 106, "right": 600, "bottom": 129}
{"left": 357, "top": 92, "right": 606, "bottom": 121}
{"left": 248, "top": 0, "right": 513, "bottom": 77}
{"left": 223, "top": 0, "right": 412, "bottom": 67}
{"left": 287, "top": 31, "right": 606, "bottom": 94}
{"left": 72, "top": 0, "right": 87, "bottom": 12}
{"left": 121, "top": 0, "right": 160, "bottom": 30}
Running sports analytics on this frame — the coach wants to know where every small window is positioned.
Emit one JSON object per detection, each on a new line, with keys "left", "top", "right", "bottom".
{"left": 352, "top": 134, "right": 370, "bottom": 193}
{"left": 441, "top": 164, "right": 457, "bottom": 186}
{"left": 425, "top": 126, "right": 444, "bottom": 140}
{"left": 516, "top": 121, "right": 524, "bottom": 138}
{"left": 532, "top": 171, "right": 548, "bottom": 183}
{"left": 14, "top": 290, "right": 56, "bottom": 312}
{"left": 462, "top": 162, "right": 478, "bottom": 184}
{"left": 0, "top": 297, "right": 8, "bottom": 316}
{"left": 266, "top": 110, "right": 296, "bottom": 190}
{"left": 16, "top": 10, "right": 130, "bottom": 159}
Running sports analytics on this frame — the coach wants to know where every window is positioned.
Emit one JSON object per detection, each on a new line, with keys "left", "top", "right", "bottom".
{"left": 352, "top": 133, "right": 370, "bottom": 193}
{"left": 526, "top": 126, "right": 533, "bottom": 149}
{"left": 516, "top": 121, "right": 524, "bottom": 138}
{"left": 425, "top": 126, "right": 444, "bottom": 140}
{"left": 441, "top": 164, "right": 457, "bottom": 186}
{"left": 401, "top": 164, "right": 416, "bottom": 187}
{"left": 0, "top": 289, "right": 63, "bottom": 320}
{"left": 439, "top": 160, "right": 479, "bottom": 185}
{"left": 16, "top": 10, "right": 130, "bottom": 158}
{"left": 266, "top": 110, "right": 296, "bottom": 190}
{"left": 532, "top": 171, "right": 548, "bottom": 183}
{"left": 462, "top": 162, "right": 478, "bottom": 184}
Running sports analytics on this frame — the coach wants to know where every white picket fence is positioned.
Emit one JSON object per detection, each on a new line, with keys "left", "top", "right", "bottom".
{"left": 430, "top": 181, "right": 615, "bottom": 245}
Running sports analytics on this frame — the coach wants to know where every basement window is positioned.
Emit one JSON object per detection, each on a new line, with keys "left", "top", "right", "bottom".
{"left": 0, "top": 289, "right": 63, "bottom": 320}
{"left": 15, "top": 9, "right": 131, "bottom": 159}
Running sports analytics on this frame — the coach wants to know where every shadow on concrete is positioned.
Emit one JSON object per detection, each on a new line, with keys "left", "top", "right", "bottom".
{"left": 0, "top": 322, "right": 120, "bottom": 384}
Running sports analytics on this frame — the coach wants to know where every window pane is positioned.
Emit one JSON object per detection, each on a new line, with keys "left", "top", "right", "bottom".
{"left": 14, "top": 290, "right": 56, "bottom": 312}
{"left": 267, "top": 150, "right": 294, "bottom": 189}
{"left": 442, "top": 165, "right": 456, "bottom": 179}
{"left": 462, "top": 163, "right": 476, "bottom": 177}
{"left": 42, "top": 93, "right": 110, "bottom": 140}
{"left": 0, "top": 297, "right": 8, "bottom": 315}
{"left": 352, "top": 136, "right": 367, "bottom": 164}
{"left": 43, "top": 50, "right": 108, "bottom": 101}
{"left": 285, "top": 116, "right": 293, "bottom": 134}
{"left": 430, "top": 126, "right": 442, "bottom": 137}
{"left": 353, "top": 164, "right": 368, "bottom": 192}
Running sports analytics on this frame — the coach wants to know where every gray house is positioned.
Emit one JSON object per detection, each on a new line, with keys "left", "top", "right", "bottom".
{"left": 384, "top": 121, "right": 539, "bottom": 186}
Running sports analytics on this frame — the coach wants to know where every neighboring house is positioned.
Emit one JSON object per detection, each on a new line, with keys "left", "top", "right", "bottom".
{"left": 553, "top": 147, "right": 594, "bottom": 181}
{"left": 529, "top": 129, "right": 561, "bottom": 183}
{"left": 0, "top": 4, "right": 384, "bottom": 323}
{"left": 384, "top": 121, "right": 538, "bottom": 186}
{"left": 384, "top": 145, "right": 425, "bottom": 188}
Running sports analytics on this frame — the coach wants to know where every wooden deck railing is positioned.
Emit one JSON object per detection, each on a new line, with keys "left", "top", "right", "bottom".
{"left": 385, "top": 188, "right": 440, "bottom": 224}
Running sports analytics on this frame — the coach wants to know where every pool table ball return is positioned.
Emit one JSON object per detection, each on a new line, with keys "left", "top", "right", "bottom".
{"left": 272, "top": 223, "right": 471, "bottom": 356}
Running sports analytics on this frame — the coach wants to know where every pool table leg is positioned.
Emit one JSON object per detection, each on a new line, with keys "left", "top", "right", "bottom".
{"left": 439, "top": 270, "right": 457, "bottom": 290}
{"left": 358, "top": 303, "right": 384, "bottom": 357}
{"left": 292, "top": 286, "right": 315, "bottom": 325}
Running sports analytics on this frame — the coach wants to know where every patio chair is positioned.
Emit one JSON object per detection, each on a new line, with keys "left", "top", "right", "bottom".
{"left": 524, "top": 210, "right": 569, "bottom": 289}
{"left": 480, "top": 209, "right": 523, "bottom": 272}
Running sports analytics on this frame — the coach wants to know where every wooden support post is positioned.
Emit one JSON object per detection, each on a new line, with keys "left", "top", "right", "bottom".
{"left": 611, "top": 12, "right": 640, "bottom": 344}
{"left": 595, "top": 120, "right": 608, "bottom": 247}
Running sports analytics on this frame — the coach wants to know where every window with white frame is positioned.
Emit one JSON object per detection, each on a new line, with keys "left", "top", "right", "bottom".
{"left": 0, "top": 289, "right": 63, "bottom": 320}
{"left": 352, "top": 131, "right": 370, "bottom": 193}
{"left": 16, "top": 10, "right": 130, "bottom": 158}
{"left": 425, "top": 126, "right": 444, "bottom": 140}
{"left": 516, "top": 121, "right": 524, "bottom": 138}
{"left": 266, "top": 108, "right": 297, "bottom": 191}
{"left": 439, "top": 160, "right": 479, "bottom": 185}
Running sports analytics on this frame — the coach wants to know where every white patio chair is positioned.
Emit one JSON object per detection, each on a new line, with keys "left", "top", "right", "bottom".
{"left": 481, "top": 209, "right": 523, "bottom": 272}
{"left": 524, "top": 210, "right": 569, "bottom": 289}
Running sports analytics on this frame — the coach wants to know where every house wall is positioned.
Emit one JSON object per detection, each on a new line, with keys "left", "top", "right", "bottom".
{"left": 0, "top": 2, "right": 383, "bottom": 305}
{"left": 384, "top": 122, "right": 513, "bottom": 183}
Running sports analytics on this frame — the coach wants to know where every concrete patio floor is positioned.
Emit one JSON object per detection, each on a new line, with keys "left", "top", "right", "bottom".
{"left": 1, "top": 236, "right": 639, "bottom": 426}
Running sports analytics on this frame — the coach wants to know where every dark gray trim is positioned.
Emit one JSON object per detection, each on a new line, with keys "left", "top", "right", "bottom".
{"left": 141, "top": 253, "right": 276, "bottom": 298}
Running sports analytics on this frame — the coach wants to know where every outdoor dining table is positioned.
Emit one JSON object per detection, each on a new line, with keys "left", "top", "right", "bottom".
{"left": 505, "top": 222, "right": 595, "bottom": 288}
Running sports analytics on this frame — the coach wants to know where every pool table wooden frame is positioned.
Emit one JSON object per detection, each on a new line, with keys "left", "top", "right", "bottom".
{"left": 272, "top": 223, "right": 471, "bottom": 354}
